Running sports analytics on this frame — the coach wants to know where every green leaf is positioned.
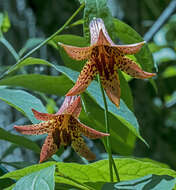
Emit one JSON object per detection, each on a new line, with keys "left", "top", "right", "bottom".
{"left": 0, "top": 12, "right": 11, "bottom": 33}
{"left": 13, "top": 165, "right": 55, "bottom": 190}
{"left": 54, "top": 158, "right": 176, "bottom": 190}
{"left": 113, "top": 18, "right": 155, "bottom": 72}
{"left": 0, "top": 88, "right": 46, "bottom": 123}
{"left": 0, "top": 162, "right": 56, "bottom": 180}
{"left": 103, "top": 175, "right": 176, "bottom": 190}
{"left": 0, "top": 164, "right": 15, "bottom": 189}
{"left": 2, "top": 159, "right": 176, "bottom": 190}
{"left": 0, "top": 128, "right": 40, "bottom": 153}
{"left": 83, "top": 0, "right": 115, "bottom": 42}
{"left": 0, "top": 74, "right": 73, "bottom": 96}
{"left": 81, "top": 93, "right": 135, "bottom": 155}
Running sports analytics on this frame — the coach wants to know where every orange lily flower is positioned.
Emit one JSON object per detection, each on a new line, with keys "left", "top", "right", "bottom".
{"left": 59, "top": 18, "right": 156, "bottom": 107}
{"left": 14, "top": 96, "right": 109, "bottom": 162}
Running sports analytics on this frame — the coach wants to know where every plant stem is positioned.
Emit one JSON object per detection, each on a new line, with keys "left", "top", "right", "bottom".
{"left": 18, "top": 2, "right": 85, "bottom": 63}
{"left": 0, "top": 37, "right": 20, "bottom": 61}
{"left": 97, "top": 75, "right": 120, "bottom": 182}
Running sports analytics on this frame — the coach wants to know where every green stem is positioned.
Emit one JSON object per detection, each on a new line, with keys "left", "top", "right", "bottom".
{"left": 97, "top": 75, "right": 120, "bottom": 182}
{"left": 0, "top": 37, "right": 20, "bottom": 61}
{"left": 18, "top": 2, "right": 85, "bottom": 63}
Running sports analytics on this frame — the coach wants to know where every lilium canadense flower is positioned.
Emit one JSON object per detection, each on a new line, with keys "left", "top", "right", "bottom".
{"left": 14, "top": 96, "right": 109, "bottom": 162}
{"left": 59, "top": 18, "right": 156, "bottom": 107}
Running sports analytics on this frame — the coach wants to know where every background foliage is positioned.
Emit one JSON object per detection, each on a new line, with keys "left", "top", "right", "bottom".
{"left": 0, "top": 0, "right": 176, "bottom": 189}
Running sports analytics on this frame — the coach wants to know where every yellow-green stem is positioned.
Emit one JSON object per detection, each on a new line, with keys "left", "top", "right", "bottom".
{"left": 97, "top": 75, "right": 120, "bottom": 182}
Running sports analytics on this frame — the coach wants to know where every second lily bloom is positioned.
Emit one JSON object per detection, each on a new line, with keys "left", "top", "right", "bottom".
{"left": 59, "top": 18, "right": 156, "bottom": 107}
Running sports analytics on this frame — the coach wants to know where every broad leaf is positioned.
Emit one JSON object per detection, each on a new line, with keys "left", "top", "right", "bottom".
{"left": 0, "top": 88, "right": 46, "bottom": 123}
{"left": 13, "top": 165, "right": 55, "bottom": 190}
{"left": 0, "top": 128, "right": 40, "bottom": 153}
{"left": 0, "top": 74, "right": 73, "bottom": 96}
{"left": 0, "top": 162, "right": 56, "bottom": 180}
{"left": 102, "top": 175, "right": 176, "bottom": 190}
{"left": 2, "top": 158, "right": 176, "bottom": 190}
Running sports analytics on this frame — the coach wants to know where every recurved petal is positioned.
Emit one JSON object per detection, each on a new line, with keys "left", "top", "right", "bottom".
{"left": 114, "top": 41, "right": 145, "bottom": 55}
{"left": 89, "top": 18, "right": 114, "bottom": 45}
{"left": 101, "top": 71, "right": 121, "bottom": 107}
{"left": 32, "top": 109, "right": 56, "bottom": 121}
{"left": 71, "top": 137, "right": 96, "bottom": 160}
{"left": 63, "top": 96, "right": 82, "bottom": 118}
{"left": 119, "top": 57, "right": 156, "bottom": 79}
{"left": 66, "top": 61, "right": 98, "bottom": 96}
{"left": 58, "top": 42, "right": 91, "bottom": 61}
{"left": 76, "top": 119, "right": 109, "bottom": 139}
{"left": 40, "top": 131, "right": 60, "bottom": 163}
{"left": 14, "top": 122, "right": 50, "bottom": 135}
{"left": 56, "top": 96, "right": 77, "bottom": 115}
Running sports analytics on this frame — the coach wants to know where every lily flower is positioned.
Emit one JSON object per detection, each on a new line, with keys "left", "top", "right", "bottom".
{"left": 14, "top": 96, "right": 109, "bottom": 162}
{"left": 59, "top": 18, "right": 156, "bottom": 107}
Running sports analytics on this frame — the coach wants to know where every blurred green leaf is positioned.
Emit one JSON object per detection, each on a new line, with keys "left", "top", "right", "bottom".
{"left": 162, "top": 66, "right": 176, "bottom": 78}
{"left": 13, "top": 165, "right": 55, "bottom": 190}
{"left": 103, "top": 175, "right": 176, "bottom": 190}
{"left": 83, "top": 0, "right": 115, "bottom": 42}
{"left": 0, "top": 128, "right": 40, "bottom": 153}
{"left": 1, "top": 144, "right": 18, "bottom": 160}
{"left": 0, "top": 74, "right": 73, "bottom": 96}
{"left": 0, "top": 162, "right": 34, "bottom": 170}
{"left": 0, "top": 12, "right": 11, "bottom": 34}
{"left": 0, "top": 88, "right": 46, "bottom": 123}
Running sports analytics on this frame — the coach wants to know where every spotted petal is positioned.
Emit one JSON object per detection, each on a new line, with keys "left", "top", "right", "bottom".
{"left": 59, "top": 43, "right": 91, "bottom": 61}
{"left": 118, "top": 57, "right": 156, "bottom": 79}
{"left": 32, "top": 109, "right": 56, "bottom": 121}
{"left": 14, "top": 122, "right": 50, "bottom": 135}
{"left": 101, "top": 71, "right": 121, "bottom": 107}
{"left": 40, "top": 131, "right": 60, "bottom": 163}
{"left": 63, "top": 96, "right": 82, "bottom": 118}
{"left": 114, "top": 41, "right": 145, "bottom": 55}
{"left": 76, "top": 120, "right": 109, "bottom": 139}
{"left": 66, "top": 61, "right": 98, "bottom": 96}
{"left": 71, "top": 137, "right": 96, "bottom": 160}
